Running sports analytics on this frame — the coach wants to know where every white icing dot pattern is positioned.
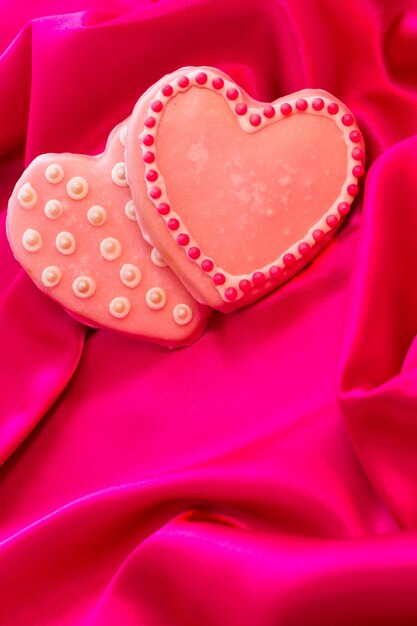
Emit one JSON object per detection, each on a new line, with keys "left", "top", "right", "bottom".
{"left": 72, "top": 275, "right": 96, "bottom": 298}
{"left": 45, "top": 164, "right": 64, "bottom": 184}
{"left": 124, "top": 200, "right": 137, "bottom": 221}
{"left": 66, "top": 176, "right": 89, "bottom": 200}
{"left": 120, "top": 263, "right": 142, "bottom": 288}
{"left": 44, "top": 199, "right": 64, "bottom": 220}
{"left": 17, "top": 183, "right": 38, "bottom": 209}
{"left": 111, "top": 162, "right": 128, "bottom": 187}
{"left": 151, "top": 248, "right": 168, "bottom": 267}
{"left": 56, "top": 231, "right": 76, "bottom": 255}
{"left": 109, "top": 296, "right": 131, "bottom": 318}
{"left": 87, "top": 205, "right": 107, "bottom": 226}
{"left": 146, "top": 287, "right": 167, "bottom": 310}
{"left": 22, "top": 229, "right": 42, "bottom": 252}
{"left": 100, "top": 237, "right": 122, "bottom": 261}
{"left": 42, "top": 266, "right": 62, "bottom": 288}
{"left": 173, "top": 304, "right": 193, "bottom": 326}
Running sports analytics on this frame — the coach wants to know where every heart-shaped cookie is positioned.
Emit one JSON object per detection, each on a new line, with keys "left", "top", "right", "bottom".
{"left": 6, "top": 121, "right": 211, "bottom": 347}
{"left": 126, "top": 67, "right": 365, "bottom": 312}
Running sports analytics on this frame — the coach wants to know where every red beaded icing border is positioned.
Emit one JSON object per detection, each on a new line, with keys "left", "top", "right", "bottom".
{"left": 139, "top": 69, "right": 365, "bottom": 303}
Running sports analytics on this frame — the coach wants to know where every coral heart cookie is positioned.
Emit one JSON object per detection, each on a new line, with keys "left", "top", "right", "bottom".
{"left": 126, "top": 67, "right": 365, "bottom": 312}
{"left": 6, "top": 121, "right": 211, "bottom": 348}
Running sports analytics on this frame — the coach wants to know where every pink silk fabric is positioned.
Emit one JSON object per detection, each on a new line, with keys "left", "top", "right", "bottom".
{"left": 1, "top": 0, "right": 417, "bottom": 623}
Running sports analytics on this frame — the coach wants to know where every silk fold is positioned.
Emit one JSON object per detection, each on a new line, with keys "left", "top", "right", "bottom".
{"left": 1, "top": 0, "right": 417, "bottom": 623}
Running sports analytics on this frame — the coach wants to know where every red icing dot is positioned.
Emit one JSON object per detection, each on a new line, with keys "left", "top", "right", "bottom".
{"left": 143, "top": 134, "right": 154, "bottom": 146}
{"left": 326, "top": 214, "right": 338, "bottom": 227}
{"left": 250, "top": 113, "right": 262, "bottom": 126}
{"left": 178, "top": 76, "right": 189, "bottom": 88}
{"left": 352, "top": 147, "right": 364, "bottom": 160}
{"left": 235, "top": 103, "right": 248, "bottom": 115}
{"left": 146, "top": 169, "right": 158, "bottom": 182}
{"left": 213, "top": 273, "right": 226, "bottom": 285}
{"left": 252, "top": 271, "right": 266, "bottom": 284}
{"left": 151, "top": 100, "right": 163, "bottom": 113}
{"left": 296, "top": 98, "right": 308, "bottom": 111}
{"left": 188, "top": 246, "right": 201, "bottom": 260}
{"left": 352, "top": 165, "right": 364, "bottom": 177}
{"left": 225, "top": 287, "right": 238, "bottom": 301}
{"left": 239, "top": 279, "right": 252, "bottom": 292}
{"left": 342, "top": 113, "right": 354, "bottom": 126}
{"left": 168, "top": 218, "right": 179, "bottom": 230}
{"left": 177, "top": 233, "right": 190, "bottom": 245}
{"left": 143, "top": 151, "right": 155, "bottom": 163}
{"left": 212, "top": 76, "right": 224, "bottom": 89}
{"left": 149, "top": 187, "right": 161, "bottom": 199}
{"left": 144, "top": 116, "right": 156, "bottom": 128}
{"left": 195, "top": 71, "right": 208, "bottom": 85}
{"left": 201, "top": 259, "right": 214, "bottom": 272}
{"left": 327, "top": 102, "right": 339, "bottom": 114}
{"left": 269, "top": 265, "right": 282, "bottom": 279}
{"left": 162, "top": 84, "right": 173, "bottom": 97}
{"left": 298, "top": 242, "right": 311, "bottom": 255}
{"left": 157, "top": 202, "right": 170, "bottom": 215}
{"left": 263, "top": 105, "right": 275, "bottom": 118}
{"left": 338, "top": 202, "right": 350, "bottom": 216}
{"left": 226, "top": 88, "right": 239, "bottom": 100}
{"left": 350, "top": 130, "right": 361, "bottom": 143}
{"left": 312, "top": 229, "right": 324, "bottom": 242}
{"left": 347, "top": 184, "right": 359, "bottom": 196}
{"left": 283, "top": 253, "right": 296, "bottom": 267}
{"left": 280, "top": 103, "right": 292, "bottom": 116}
{"left": 312, "top": 98, "right": 324, "bottom": 111}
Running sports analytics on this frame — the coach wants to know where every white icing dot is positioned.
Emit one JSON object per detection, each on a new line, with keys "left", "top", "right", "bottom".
{"left": 56, "top": 231, "right": 76, "bottom": 255}
{"left": 22, "top": 228, "right": 42, "bottom": 252}
{"left": 109, "top": 296, "right": 131, "bottom": 319}
{"left": 87, "top": 205, "right": 107, "bottom": 226}
{"left": 41, "top": 266, "right": 62, "bottom": 288}
{"left": 45, "top": 164, "right": 64, "bottom": 184}
{"left": 100, "top": 237, "right": 122, "bottom": 261}
{"left": 151, "top": 248, "right": 168, "bottom": 267}
{"left": 72, "top": 275, "right": 96, "bottom": 299}
{"left": 17, "top": 183, "right": 38, "bottom": 209}
{"left": 173, "top": 304, "right": 193, "bottom": 326}
{"left": 146, "top": 287, "right": 166, "bottom": 310}
{"left": 119, "top": 125, "right": 128, "bottom": 147}
{"left": 66, "top": 176, "right": 89, "bottom": 200}
{"left": 120, "top": 263, "right": 142, "bottom": 288}
{"left": 111, "top": 162, "right": 128, "bottom": 187}
{"left": 124, "top": 200, "right": 137, "bottom": 221}
{"left": 44, "top": 199, "right": 64, "bottom": 220}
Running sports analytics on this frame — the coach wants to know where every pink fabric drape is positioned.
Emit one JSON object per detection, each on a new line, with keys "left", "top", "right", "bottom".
{"left": 1, "top": 0, "right": 417, "bottom": 623}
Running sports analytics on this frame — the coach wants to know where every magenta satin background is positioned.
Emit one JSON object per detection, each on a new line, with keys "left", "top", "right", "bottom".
{"left": 1, "top": 0, "right": 417, "bottom": 624}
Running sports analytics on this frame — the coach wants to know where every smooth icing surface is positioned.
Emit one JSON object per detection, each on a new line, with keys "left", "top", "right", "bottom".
{"left": 158, "top": 88, "right": 346, "bottom": 274}
{"left": 126, "top": 67, "right": 365, "bottom": 312}
{"left": 6, "top": 121, "right": 211, "bottom": 347}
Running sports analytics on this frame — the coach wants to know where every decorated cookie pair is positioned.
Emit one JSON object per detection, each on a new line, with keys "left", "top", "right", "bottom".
{"left": 7, "top": 66, "right": 365, "bottom": 348}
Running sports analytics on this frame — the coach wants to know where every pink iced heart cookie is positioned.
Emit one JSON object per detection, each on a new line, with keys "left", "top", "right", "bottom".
{"left": 126, "top": 67, "right": 365, "bottom": 312}
{"left": 6, "top": 121, "right": 211, "bottom": 347}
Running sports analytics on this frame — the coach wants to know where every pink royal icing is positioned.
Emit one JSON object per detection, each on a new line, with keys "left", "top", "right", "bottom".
{"left": 126, "top": 67, "right": 366, "bottom": 312}
{"left": 7, "top": 120, "right": 211, "bottom": 348}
